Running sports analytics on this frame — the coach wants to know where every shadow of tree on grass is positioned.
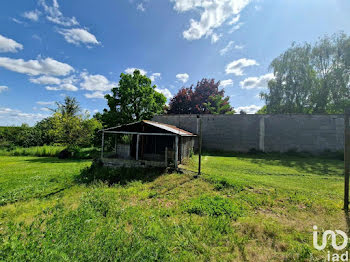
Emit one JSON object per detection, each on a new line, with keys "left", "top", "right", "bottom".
{"left": 202, "top": 151, "right": 344, "bottom": 177}
{"left": 75, "top": 160, "right": 166, "bottom": 186}
{"left": 24, "top": 157, "right": 89, "bottom": 164}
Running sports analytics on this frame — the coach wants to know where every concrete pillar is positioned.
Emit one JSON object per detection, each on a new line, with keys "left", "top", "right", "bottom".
{"left": 196, "top": 115, "right": 200, "bottom": 135}
{"left": 259, "top": 116, "right": 265, "bottom": 152}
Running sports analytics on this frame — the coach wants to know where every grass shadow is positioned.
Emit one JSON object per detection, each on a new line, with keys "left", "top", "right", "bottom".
{"left": 345, "top": 210, "right": 350, "bottom": 235}
{"left": 75, "top": 160, "right": 166, "bottom": 186}
{"left": 24, "top": 157, "right": 90, "bottom": 164}
{"left": 201, "top": 151, "right": 343, "bottom": 177}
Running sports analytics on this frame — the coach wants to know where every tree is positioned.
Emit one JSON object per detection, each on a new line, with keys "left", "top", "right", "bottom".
{"left": 167, "top": 87, "right": 194, "bottom": 114}
{"left": 206, "top": 95, "right": 234, "bottom": 115}
{"left": 54, "top": 96, "right": 81, "bottom": 117}
{"left": 102, "top": 70, "right": 166, "bottom": 127}
{"left": 168, "top": 78, "right": 234, "bottom": 114}
{"left": 50, "top": 96, "right": 102, "bottom": 147}
{"left": 256, "top": 106, "right": 267, "bottom": 114}
{"left": 261, "top": 33, "right": 350, "bottom": 114}
{"left": 33, "top": 117, "right": 56, "bottom": 145}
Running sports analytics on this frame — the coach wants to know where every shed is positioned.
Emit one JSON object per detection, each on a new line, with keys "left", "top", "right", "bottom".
{"left": 100, "top": 120, "right": 196, "bottom": 168}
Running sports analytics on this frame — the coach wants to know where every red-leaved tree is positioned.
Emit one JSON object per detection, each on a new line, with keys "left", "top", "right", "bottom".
{"left": 168, "top": 78, "right": 234, "bottom": 114}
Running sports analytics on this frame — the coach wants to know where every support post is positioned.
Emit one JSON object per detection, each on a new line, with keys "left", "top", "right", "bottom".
{"left": 344, "top": 108, "right": 350, "bottom": 211}
{"left": 101, "top": 131, "right": 105, "bottom": 159}
{"left": 165, "top": 147, "right": 168, "bottom": 167}
{"left": 175, "top": 136, "right": 179, "bottom": 169}
{"left": 115, "top": 136, "right": 117, "bottom": 155}
{"left": 136, "top": 134, "right": 140, "bottom": 161}
{"left": 198, "top": 115, "right": 202, "bottom": 176}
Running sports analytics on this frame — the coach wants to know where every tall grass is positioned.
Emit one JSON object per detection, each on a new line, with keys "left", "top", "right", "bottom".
{"left": 0, "top": 146, "right": 99, "bottom": 158}
{"left": 0, "top": 145, "right": 65, "bottom": 157}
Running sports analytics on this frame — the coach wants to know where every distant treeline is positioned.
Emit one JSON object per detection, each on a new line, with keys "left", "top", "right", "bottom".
{"left": 0, "top": 97, "right": 101, "bottom": 149}
{"left": 0, "top": 125, "right": 44, "bottom": 148}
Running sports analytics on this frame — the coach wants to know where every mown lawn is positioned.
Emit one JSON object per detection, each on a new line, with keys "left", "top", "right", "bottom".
{"left": 0, "top": 154, "right": 346, "bottom": 261}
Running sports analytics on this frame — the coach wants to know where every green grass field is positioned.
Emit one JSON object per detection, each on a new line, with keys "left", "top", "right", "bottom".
{"left": 0, "top": 154, "right": 346, "bottom": 261}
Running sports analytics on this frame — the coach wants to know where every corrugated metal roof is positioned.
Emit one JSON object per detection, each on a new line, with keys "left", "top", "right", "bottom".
{"left": 142, "top": 120, "right": 195, "bottom": 136}
{"left": 102, "top": 120, "right": 196, "bottom": 136}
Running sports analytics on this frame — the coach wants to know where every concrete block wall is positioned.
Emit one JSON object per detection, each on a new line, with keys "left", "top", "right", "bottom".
{"left": 153, "top": 114, "right": 344, "bottom": 153}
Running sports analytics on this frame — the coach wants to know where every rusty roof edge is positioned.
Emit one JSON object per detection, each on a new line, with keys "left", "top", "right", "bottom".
{"left": 99, "top": 120, "right": 196, "bottom": 136}
{"left": 143, "top": 120, "right": 196, "bottom": 136}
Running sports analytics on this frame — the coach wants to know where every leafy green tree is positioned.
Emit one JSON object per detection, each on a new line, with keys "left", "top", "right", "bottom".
{"left": 50, "top": 97, "right": 102, "bottom": 147}
{"left": 256, "top": 106, "right": 267, "bottom": 114}
{"left": 33, "top": 117, "right": 56, "bottom": 145}
{"left": 102, "top": 70, "right": 166, "bottom": 127}
{"left": 53, "top": 96, "right": 81, "bottom": 117}
{"left": 205, "top": 95, "right": 235, "bottom": 114}
{"left": 261, "top": 43, "right": 317, "bottom": 113}
{"left": 261, "top": 33, "right": 350, "bottom": 114}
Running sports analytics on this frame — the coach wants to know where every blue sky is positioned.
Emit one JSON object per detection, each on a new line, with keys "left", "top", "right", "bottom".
{"left": 0, "top": 0, "right": 350, "bottom": 125}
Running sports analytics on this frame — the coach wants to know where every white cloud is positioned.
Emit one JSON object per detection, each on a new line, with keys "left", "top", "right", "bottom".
{"left": 234, "top": 44, "right": 244, "bottom": 49}
{"left": 176, "top": 73, "right": 189, "bottom": 83}
{"left": 0, "top": 86, "right": 8, "bottom": 93}
{"left": 240, "top": 73, "right": 274, "bottom": 89}
{"left": 0, "top": 107, "right": 49, "bottom": 126}
{"left": 30, "top": 76, "right": 61, "bottom": 85}
{"left": 84, "top": 91, "right": 106, "bottom": 99}
{"left": 219, "top": 41, "right": 244, "bottom": 55}
{"left": 58, "top": 28, "right": 100, "bottom": 46}
{"left": 125, "top": 67, "right": 147, "bottom": 76}
{"left": 23, "top": 10, "right": 41, "bottom": 21}
{"left": 220, "top": 41, "right": 234, "bottom": 56}
{"left": 36, "top": 101, "right": 55, "bottom": 105}
{"left": 150, "top": 73, "right": 161, "bottom": 82}
{"left": 155, "top": 87, "right": 172, "bottom": 100}
{"left": 46, "top": 83, "right": 78, "bottom": 91}
{"left": 236, "top": 105, "right": 262, "bottom": 114}
{"left": 40, "top": 107, "right": 51, "bottom": 112}
{"left": 137, "top": 3, "right": 146, "bottom": 12}
{"left": 171, "top": 0, "right": 250, "bottom": 41}
{"left": 225, "top": 58, "right": 258, "bottom": 76}
{"left": 228, "top": 14, "right": 240, "bottom": 25}
{"left": 39, "top": 0, "right": 79, "bottom": 26}
{"left": 229, "top": 22, "right": 243, "bottom": 33}
{"left": 12, "top": 18, "right": 24, "bottom": 24}
{"left": 32, "top": 34, "right": 42, "bottom": 42}
{"left": 211, "top": 33, "right": 221, "bottom": 43}
{"left": 43, "top": 74, "right": 81, "bottom": 91}
{"left": 0, "top": 34, "right": 23, "bottom": 53}
{"left": 220, "top": 79, "right": 233, "bottom": 87}
{"left": 80, "top": 73, "right": 116, "bottom": 92}
{"left": 0, "top": 57, "right": 74, "bottom": 76}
